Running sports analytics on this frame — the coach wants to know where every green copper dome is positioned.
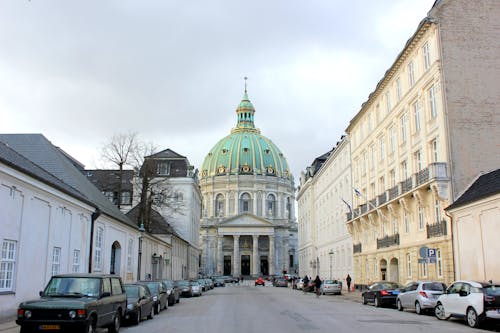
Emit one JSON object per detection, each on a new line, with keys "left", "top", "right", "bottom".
{"left": 200, "top": 92, "right": 291, "bottom": 179}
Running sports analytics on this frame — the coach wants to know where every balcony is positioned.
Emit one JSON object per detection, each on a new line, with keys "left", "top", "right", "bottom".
{"left": 353, "top": 243, "right": 362, "bottom": 254}
{"left": 377, "top": 233, "right": 400, "bottom": 249}
{"left": 401, "top": 177, "right": 413, "bottom": 192}
{"left": 389, "top": 185, "right": 399, "bottom": 200}
{"left": 378, "top": 192, "right": 387, "bottom": 205}
{"left": 427, "top": 220, "right": 447, "bottom": 238}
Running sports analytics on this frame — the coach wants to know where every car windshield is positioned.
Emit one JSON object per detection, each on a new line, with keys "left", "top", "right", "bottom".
{"left": 145, "top": 283, "right": 159, "bottom": 293}
{"left": 484, "top": 285, "right": 500, "bottom": 296}
{"left": 191, "top": 281, "right": 200, "bottom": 286}
{"left": 381, "top": 282, "right": 400, "bottom": 289}
{"left": 163, "top": 281, "right": 172, "bottom": 288}
{"left": 177, "top": 280, "right": 190, "bottom": 286}
{"left": 124, "top": 285, "right": 139, "bottom": 298}
{"left": 44, "top": 277, "right": 100, "bottom": 297}
{"left": 423, "top": 282, "right": 445, "bottom": 291}
{"left": 324, "top": 280, "right": 339, "bottom": 284}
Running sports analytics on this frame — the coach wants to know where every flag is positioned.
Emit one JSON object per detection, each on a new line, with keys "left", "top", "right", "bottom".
{"left": 341, "top": 198, "right": 353, "bottom": 215}
{"left": 353, "top": 188, "right": 362, "bottom": 197}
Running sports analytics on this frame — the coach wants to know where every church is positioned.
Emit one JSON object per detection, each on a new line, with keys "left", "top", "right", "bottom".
{"left": 199, "top": 87, "right": 298, "bottom": 277}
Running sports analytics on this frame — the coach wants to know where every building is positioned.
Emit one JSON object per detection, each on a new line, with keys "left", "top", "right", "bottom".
{"left": 297, "top": 136, "right": 353, "bottom": 286}
{"left": 199, "top": 90, "right": 297, "bottom": 277}
{"left": 445, "top": 169, "right": 500, "bottom": 282}
{"left": 85, "top": 169, "right": 134, "bottom": 213}
{"left": 345, "top": 0, "right": 500, "bottom": 287}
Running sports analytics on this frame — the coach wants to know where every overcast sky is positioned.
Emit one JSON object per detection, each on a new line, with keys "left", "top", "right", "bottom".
{"left": 0, "top": 0, "right": 436, "bottom": 181}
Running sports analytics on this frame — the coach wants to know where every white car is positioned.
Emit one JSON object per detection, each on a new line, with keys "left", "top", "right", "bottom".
{"left": 435, "top": 280, "right": 500, "bottom": 328}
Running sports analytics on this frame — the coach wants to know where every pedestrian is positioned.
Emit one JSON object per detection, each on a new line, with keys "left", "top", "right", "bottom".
{"left": 346, "top": 274, "right": 352, "bottom": 292}
{"left": 313, "top": 275, "right": 322, "bottom": 297}
{"left": 303, "top": 275, "right": 309, "bottom": 293}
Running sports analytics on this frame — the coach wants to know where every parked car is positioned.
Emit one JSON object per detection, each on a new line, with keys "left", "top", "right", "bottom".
{"left": 176, "top": 280, "right": 194, "bottom": 297}
{"left": 16, "top": 273, "right": 126, "bottom": 333}
{"left": 295, "top": 279, "right": 304, "bottom": 290}
{"left": 397, "top": 281, "right": 447, "bottom": 314}
{"left": 162, "top": 279, "right": 181, "bottom": 306}
{"left": 321, "top": 279, "right": 342, "bottom": 295}
{"left": 213, "top": 277, "right": 225, "bottom": 287}
{"left": 435, "top": 280, "right": 500, "bottom": 328}
{"left": 273, "top": 278, "right": 288, "bottom": 287}
{"left": 190, "top": 280, "right": 203, "bottom": 296}
{"left": 204, "top": 278, "right": 214, "bottom": 290}
{"left": 197, "top": 279, "right": 208, "bottom": 292}
{"left": 123, "top": 283, "right": 155, "bottom": 325}
{"left": 137, "top": 281, "right": 168, "bottom": 314}
{"left": 362, "top": 281, "right": 402, "bottom": 307}
{"left": 255, "top": 277, "right": 266, "bottom": 286}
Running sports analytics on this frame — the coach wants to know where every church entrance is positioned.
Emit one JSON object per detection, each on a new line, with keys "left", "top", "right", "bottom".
{"left": 224, "top": 256, "right": 232, "bottom": 275}
{"left": 241, "top": 255, "right": 250, "bottom": 275}
{"left": 260, "top": 256, "right": 269, "bottom": 276}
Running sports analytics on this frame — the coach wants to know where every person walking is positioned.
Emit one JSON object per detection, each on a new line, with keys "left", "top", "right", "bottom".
{"left": 314, "top": 275, "right": 322, "bottom": 298}
{"left": 302, "top": 275, "right": 309, "bottom": 293}
{"left": 346, "top": 274, "right": 352, "bottom": 292}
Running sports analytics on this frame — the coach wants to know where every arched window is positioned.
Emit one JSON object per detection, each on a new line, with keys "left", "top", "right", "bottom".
{"left": 285, "top": 197, "right": 291, "bottom": 218}
{"left": 215, "top": 194, "right": 225, "bottom": 217}
{"left": 266, "top": 194, "right": 276, "bottom": 217}
{"left": 240, "top": 193, "right": 252, "bottom": 213}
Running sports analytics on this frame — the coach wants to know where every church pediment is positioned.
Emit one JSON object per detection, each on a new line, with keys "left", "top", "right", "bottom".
{"left": 218, "top": 213, "right": 273, "bottom": 227}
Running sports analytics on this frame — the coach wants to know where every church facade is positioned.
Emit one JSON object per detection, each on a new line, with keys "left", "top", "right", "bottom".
{"left": 199, "top": 90, "right": 298, "bottom": 277}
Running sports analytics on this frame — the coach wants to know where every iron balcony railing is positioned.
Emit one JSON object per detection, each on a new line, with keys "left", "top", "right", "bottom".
{"left": 378, "top": 192, "right": 387, "bottom": 205}
{"left": 353, "top": 243, "right": 362, "bottom": 254}
{"left": 401, "top": 177, "right": 413, "bottom": 192}
{"left": 389, "top": 185, "right": 399, "bottom": 200}
{"left": 427, "top": 220, "right": 447, "bottom": 238}
{"left": 377, "top": 233, "right": 400, "bottom": 249}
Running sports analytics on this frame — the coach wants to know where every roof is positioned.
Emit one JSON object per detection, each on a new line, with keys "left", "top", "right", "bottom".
{"left": 126, "top": 205, "right": 182, "bottom": 238}
{"left": 146, "top": 148, "right": 187, "bottom": 160}
{"left": 0, "top": 134, "right": 137, "bottom": 228}
{"left": 446, "top": 169, "right": 500, "bottom": 210}
{"left": 84, "top": 169, "right": 134, "bottom": 192}
{"left": 0, "top": 141, "right": 91, "bottom": 206}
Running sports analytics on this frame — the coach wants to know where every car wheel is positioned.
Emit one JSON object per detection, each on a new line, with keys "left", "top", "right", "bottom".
{"left": 435, "top": 303, "right": 449, "bottom": 320}
{"left": 374, "top": 296, "right": 381, "bottom": 307}
{"left": 415, "top": 301, "right": 422, "bottom": 315}
{"left": 176, "top": 297, "right": 180, "bottom": 304}
{"left": 164, "top": 300, "right": 168, "bottom": 310}
{"left": 362, "top": 295, "right": 367, "bottom": 304}
{"left": 134, "top": 309, "right": 141, "bottom": 326}
{"left": 397, "top": 299, "right": 403, "bottom": 311}
{"left": 466, "top": 307, "right": 481, "bottom": 328}
{"left": 147, "top": 306, "right": 154, "bottom": 320}
{"left": 107, "top": 311, "right": 121, "bottom": 333}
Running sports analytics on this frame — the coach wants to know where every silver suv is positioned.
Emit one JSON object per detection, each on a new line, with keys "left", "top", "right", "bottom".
{"left": 397, "top": 281, "right": 447, "bottom": 314}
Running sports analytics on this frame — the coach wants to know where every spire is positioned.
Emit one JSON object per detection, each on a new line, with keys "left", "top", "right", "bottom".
{"left": 232, "top": 77, "right": 258, "bottom": 133}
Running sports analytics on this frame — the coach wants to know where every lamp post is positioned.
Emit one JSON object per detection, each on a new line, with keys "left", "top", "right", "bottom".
{"left": 137, "top": 222, "right": 145, "bottom": 281}
{"left": 328, "top": 249, "right": 334, "bottom": 280}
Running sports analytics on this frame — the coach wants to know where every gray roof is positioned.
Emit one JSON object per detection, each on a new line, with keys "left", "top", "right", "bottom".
{"left": 0, "top": 134, "right": 136, "bottom": 228}
{"left": 126, "top": 205, "right": 184, "bottom": 240}
{"left": 446, "top": 169, "right": 500, "bottom": 211}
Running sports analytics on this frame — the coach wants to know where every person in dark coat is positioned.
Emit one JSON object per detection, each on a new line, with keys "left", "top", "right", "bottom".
{"left": 313, "top": 275, "right": 322, "bottom": 297}
{"left": 346, "top": 274, "right": 352, "bottom": 292}
{"left": 303, "top": 275, "right": 309, "bottom": 293}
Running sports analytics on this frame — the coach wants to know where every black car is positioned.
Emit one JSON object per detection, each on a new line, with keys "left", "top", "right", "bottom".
{"left": 123, "top": 284, "right": 155, "bottom": 325}
{"left": 213, "top": 277, "right": 225, "bottom": 287}
{"left": 16, "top": 273, "right": 126, "bottom": 333}
{"left": 137, "top": 281, "right": 168, "bottom": 314}
{"left": 175, "top": 280, "right": 194, "bottom": 297}
{"left": 362, "top": 281, "right": 403, "bottom": 307}
{"left": 162, "top": 279, "right": 181, "bottom": 306}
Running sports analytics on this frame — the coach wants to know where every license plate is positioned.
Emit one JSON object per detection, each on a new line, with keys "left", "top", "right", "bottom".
{"left": 392, "top": 290, "right": 400, "bottom": 295}
{"left": 39, "top": 325, "right": 60, "bottom": 330}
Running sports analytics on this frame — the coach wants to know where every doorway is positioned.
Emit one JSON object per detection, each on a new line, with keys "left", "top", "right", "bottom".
{"left": 260, "top": 256, "right": 269, "bottom": 276}
{"left": 380, "top": 259, "right": 387, "bottom": 281}
{"left": 241, "top": 255, "right": 250, "bottom": 275}
{"left": 224, "top": 256, "right": 232, "bottom": 275}
{"left": 110, "top": 241, "right": 121, "bottom": 275}
{"left": 390, "top": 258, "right": 399, "bottom": 282}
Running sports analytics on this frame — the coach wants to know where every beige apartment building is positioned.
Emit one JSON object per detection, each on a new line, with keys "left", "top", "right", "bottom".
{"left": 297, "top": 137, "right": 352, "bottom": 285}
{"left": 345, "top": 0, "right": 500, "bottom": 287}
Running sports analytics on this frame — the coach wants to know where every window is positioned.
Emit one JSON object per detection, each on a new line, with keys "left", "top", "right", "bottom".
{"left": 400, "top": 113, "right": 407, "bottom": 144}
{"left": 401, "top": 160, "right": 408, "bottom": 180}
{"left": 436, "top": 249, "right": 443, "bottom": 278}
{"left": 51, "top": 247, "right": 61, "bottom": 277}
{"left": 396, "top": 77, "right": 402, "bottom": 101}
{"left": 407, "top": 253, "right": 412, "bottom": 278}
{"left": 157, "top": 161, "right": 170, "bottom": 175}
{"left": 414, "top": 150, "right": 422, "bottom": 172}
{"left": 266, "top": 194, "right": 276, "bottom": 217}
{"left": 215, "top": 194, "right": 225, "bottom": 217}
{"left": 428, "top": 85, "right": 437, "bottom": 119}
{"left": 104, "top": 191, "right": 115, "bottom": 204}
{"left": 422, "top": 260, "right": 428, "bottom": 278}
{"left": 72, "top": 250, "right": 80, "bottom": 273}
{"left": 111, "top": 278, "right": 123, "bottom": 295}
{"left": 385, "top": 91, "right": 391, "bottom": 113}
{"left": 423, "top": 42, "right": 431, "bottom": 70}
{"left": 127, "top": 238, "right": 133, "bottom": 273}
{"left": 434, "top": 200, "right": 442, "bottom": 223}
{"left": 370, "top": 144, "right": 375, "bottom": 170}
{"left": 362, "top": 151, "right": 368, "bottom": 175}
{"left": 430, "top": 139, "right": 439, "bottom": 162}
{"left": 418, "top": 207, "right": 424, "bottom": 230}
{"left": 370, "top": 183, "right": 376, "bottom": 200}
{"left": 94, "top": 227, "right": 104, "bottom": 271}
{"left": 408, "top": 61, "right": 415, "bottom": 87}
{"left": 389, "top": 126, "right": 396, "bottom": 154}
{"left": 389, "top": 169, "right": 396, "bottom": 187}
{"left": 404, "top": 212, "right": 410, "bottom": 234}
{"left": 379, "top": 176, "right": 385, "bottom": 192}
{"left": 240, "top": 193, "right": 252, "bottom": 213}
{"left": 392, "top": 220, "right": 397, "bottom": 234}
{"left": 0, "top": 240, "right": 17, "bottom": 291}
{"left": 413, "top": 100, "right": 421, "bottom": 132}
{"left": 379, "top": 136, "right": 385, "bottom": 162}
{"left": 120, "top": 191, "right": 131, "bottom": 205}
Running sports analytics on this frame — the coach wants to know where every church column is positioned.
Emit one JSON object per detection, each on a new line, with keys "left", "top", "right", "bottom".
{"left": 282, "top": 237, "right": 289, "bottom": 273}
{"left": 277, "top": 193, "right": 282, "bottom": 218}
{"left": 269, "top": 235, "right": 275, "bottom": 275}
{"left": 262, "top": 193, "right": 266, "bottom": 217}
{"left": 233, "top": 235, "right": 240, "bottom": 276}
{"left": 253, "top": 193, "right": 258, "bottom": 215}
{"left": 217, "top": 235, "right": 223, "bottom": 275}
{"left": 235, "top": 192, "right": 239, "bottom": 215}
{"left": 252, "top": 235, "right": 259, "bottom": 277}
{"left": 226, "top": 191, "right": 231, "bottom": 217}
{"left": 210, "top": 192, "right": 215, "bottom": 217}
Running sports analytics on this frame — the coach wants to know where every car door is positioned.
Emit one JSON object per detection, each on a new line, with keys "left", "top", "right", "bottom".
{"left": 407, "top": 283, "right": 419, "bottom": 309}
{"left": 455, "top": 283, "right": 472, "bottom": 316}
{"left": 368, "top": 284, "right": 379, "bottom": 303}
{"left": 444, "top": 282, "right": 462, "bottom": 315}
{"left": 99, "top": 278, "right": 114, "bottom": 326}
{"left": 399, "top": 283, "right": 413, "bottom": 307}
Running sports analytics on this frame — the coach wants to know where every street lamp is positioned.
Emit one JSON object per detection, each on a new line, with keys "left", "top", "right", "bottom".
{"left": 137, "top": 222, "right": 145, "bottom": 280}
{"left": 328, "top": 249, "right": 334, "bottom": 280}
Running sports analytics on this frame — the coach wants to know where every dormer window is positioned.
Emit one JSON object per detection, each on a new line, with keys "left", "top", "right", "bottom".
{"left": 243, "top": 148, "right": 249, "bottom": 153}
{"left": 157, "top": 161, "right": 170, "bottom": 175}
{"left": 222, "top": 149, "right": 228, "bottom": 154}
{"left": 264, "top": 149, "right": 270, "bottom": 154}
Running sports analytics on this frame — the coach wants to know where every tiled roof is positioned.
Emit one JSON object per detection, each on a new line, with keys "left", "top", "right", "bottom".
{"left": 0, "top": 134, "right": 136, "bottom": 228}
{"left": 446, "top": 169, "right": 500, "bottom": 210}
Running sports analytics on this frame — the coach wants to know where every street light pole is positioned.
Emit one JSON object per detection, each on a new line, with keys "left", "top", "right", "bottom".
{"left": 138, "top": 222, "right": 145, "bottom": 281}
{"left": 328, "top": 249, "right": 334, "bottom": 280}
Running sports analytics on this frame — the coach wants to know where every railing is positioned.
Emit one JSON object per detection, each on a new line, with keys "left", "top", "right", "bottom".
{"left": 360, "top": 204, "right": 368, "bottom": 214}
{"left": 427, "top": 220, "right": 447, "bottom": 238}
{"left": 416, "top": 167, "right": 430, "bottom": 186}
{"left": 377, "top": 233, "right": 400, "bottom": 249}
{"left": 346, "top": 212, "right": 353, "bottom": 221}
{"left": 389, "top": 185, "right": 399, "bottom": 200}
{"left": 401, "top": 177, "right": 413, "bottom": 192}
{"left": 353, "top": 243, "right": 362, "bottom": 254}
{"left": 378, "top": 192, "right": 387, "bottom": 205}
{"left": 369, "top": 199, "right": 377, "bottom": 210}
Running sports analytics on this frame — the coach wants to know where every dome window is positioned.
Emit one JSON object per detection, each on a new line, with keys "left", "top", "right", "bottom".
{"left": 266, "top": 166, "right": 275, "bottom": 175}
{"left": 241, "top": 164, "right": 251, "bottom": 173}
{"left": 222, "top": 149, "right": 228, "bottom": 154}
{"left": 201, "top": 170, "right": 207, "bottom": 177}
{"left": 217, "top": 166, "right": 226, "bottom": 174}
{"left": 265, "top": 149, "right": 270, "bottom": 155}
{"left": 243, "top": 147, "right": 249, "bottom": 153}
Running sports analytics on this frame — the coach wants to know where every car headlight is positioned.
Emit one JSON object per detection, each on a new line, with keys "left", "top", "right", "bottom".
{"left": 24, "top": 310, "right": 32, "bottom": 319}
{"left": 127, "top": 304, "right": 134, "bottom": 310}
{"left": 69, "top": 311, "right": 76, "bottom": 319}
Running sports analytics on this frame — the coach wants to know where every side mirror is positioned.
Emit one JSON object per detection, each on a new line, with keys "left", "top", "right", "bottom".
{"left": 39, "top": 291, "right": 44, "bottom": 297}
{"left": 459, "top": 290, "right": 468, "bottom": 297}
{"left": 101, "top": 292, "right": 111, "bottom": 298}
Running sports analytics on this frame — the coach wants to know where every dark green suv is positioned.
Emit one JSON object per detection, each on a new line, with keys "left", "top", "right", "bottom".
{"left": 16, "top": 273, "right": 126, "bottom": 333}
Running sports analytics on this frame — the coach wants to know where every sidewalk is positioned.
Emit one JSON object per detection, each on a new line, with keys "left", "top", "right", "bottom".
{"left": 339, "top": 289, "right": 362, "bottom": 303}
{"left": 0, "top": 316, "right": 17, "bottom": 332}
